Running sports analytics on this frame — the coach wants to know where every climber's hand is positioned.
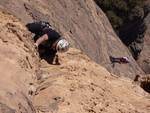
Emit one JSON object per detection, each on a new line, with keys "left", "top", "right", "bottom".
{"left": 34, "top": 43, "right": 38, "bottom": 50}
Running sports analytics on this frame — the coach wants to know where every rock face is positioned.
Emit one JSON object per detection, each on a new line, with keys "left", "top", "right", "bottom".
{"left": 137, "top": 25, "right": 150, "bottom": 74}
{"left": 0, "top": 11, "right": 37, "bottom": 113}
{"left": 0, "top": 11, "right": 150, "bottom": 113}
{"left": 33, "top": 48, "right": 150, "bottom": 113}
{"left": 0, "top": 0, "right": 144, "bottom": 79}
{"left": 137, "top": 2, "right": 150, "bottom": 74}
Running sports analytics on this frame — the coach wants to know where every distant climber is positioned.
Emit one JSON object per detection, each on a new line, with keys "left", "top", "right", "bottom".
{"left": 110, "top": 56, "right": 130, "bottom": 67}
{"left": 26, "top": 21, "right": 69, "bottom": 64}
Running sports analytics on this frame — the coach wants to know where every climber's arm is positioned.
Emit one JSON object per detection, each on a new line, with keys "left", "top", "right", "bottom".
{"left": 35, "top": 34, "right": 48, "bottom": 47}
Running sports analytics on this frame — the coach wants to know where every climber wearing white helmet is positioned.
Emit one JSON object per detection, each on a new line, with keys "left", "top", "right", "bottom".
{"left": 26, "top": 21, "right": 69, "bottom": 53}
{"left": 110, "top": 56, "right": 130, "bottom": 64}
{"left": 55, "top": 39, "right": 69, "bottom": 53}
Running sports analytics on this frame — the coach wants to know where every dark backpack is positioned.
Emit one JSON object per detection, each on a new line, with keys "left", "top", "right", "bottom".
{"left": 26, "top": 21, "right": 52, "bottom": 35}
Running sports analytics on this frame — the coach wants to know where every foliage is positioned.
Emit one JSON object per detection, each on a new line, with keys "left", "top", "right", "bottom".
{"left": 95, "top": 0, "right": 148, "bottom": 59}
{"left": 95, "top": 0, "right": 146, "bottom": 30}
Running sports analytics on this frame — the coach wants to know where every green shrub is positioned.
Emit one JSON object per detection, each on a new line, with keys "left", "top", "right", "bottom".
{"left": 95, "top": 0, "right": 146, "bottom": 31}
{"left": 106, "top": 10, "right": 123, "bottom": 30}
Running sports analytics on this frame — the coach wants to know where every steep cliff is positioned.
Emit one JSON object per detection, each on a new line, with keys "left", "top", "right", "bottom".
{"left": 137, "top": 1, "right": 150, "bottom": 74}
{"left": 0, "top": 11, "right": 150, "bottom": 113}
{"left": 0, "top": 0, "right": 145, "bottom": 79}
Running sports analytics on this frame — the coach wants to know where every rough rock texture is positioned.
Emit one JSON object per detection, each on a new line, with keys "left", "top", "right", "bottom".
{"left": 0, "top": 0, "right": 144, "bottom": 79}
{"left": 33, "top": 48, "right": 150, "bottom": 113}
{"left": 0, "top": 11, "right": 37, "bottom": 113}
{"left": 137, "top": 29, "right": 150, "bottom": 74}
{"left": 137, "top": 6, "right": 150, "bottom": 74}
{"left": 0, "top": 11, "right": 150, "bottom": 113}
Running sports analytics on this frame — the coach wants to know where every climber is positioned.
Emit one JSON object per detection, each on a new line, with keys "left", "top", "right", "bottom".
{"left": 110, "top": 56, "right": 130, "bottom": 64}
{"left": 26, "top": 21, "right": 69, "bottom": 54}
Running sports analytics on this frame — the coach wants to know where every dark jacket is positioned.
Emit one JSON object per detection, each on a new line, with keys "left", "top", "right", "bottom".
{"left": 26, "top": 21, "right": 61, "bottom": 48}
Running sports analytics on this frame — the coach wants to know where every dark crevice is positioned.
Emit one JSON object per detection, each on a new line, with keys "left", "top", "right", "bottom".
{"left": 140, "top": 81, "right": 150, "bottom": 93}
{"left": 134, "top": 75, "right": 150, "bottom": 93}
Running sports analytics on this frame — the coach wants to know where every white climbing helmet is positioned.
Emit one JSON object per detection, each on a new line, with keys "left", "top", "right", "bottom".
{"left": 56, "top": 39, "right": 69, "bottom": 53}
{"left": 122, "top": 57, "right": 130, "bottom": 62}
